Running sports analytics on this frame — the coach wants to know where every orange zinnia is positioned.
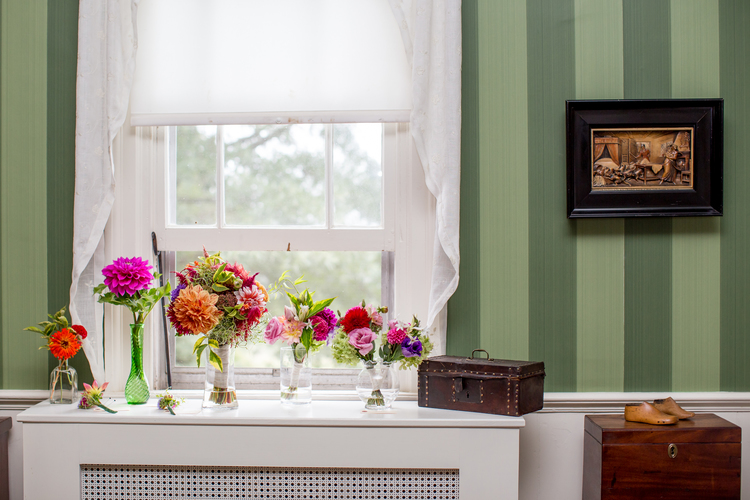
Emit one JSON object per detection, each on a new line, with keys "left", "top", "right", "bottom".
{"left": 48, "top": 328, "right": 82, "bottom": 360}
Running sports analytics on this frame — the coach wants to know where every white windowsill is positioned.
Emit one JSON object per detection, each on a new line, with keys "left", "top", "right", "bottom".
{"left": 17, "top": 399, "right": 524, "bottom": 429}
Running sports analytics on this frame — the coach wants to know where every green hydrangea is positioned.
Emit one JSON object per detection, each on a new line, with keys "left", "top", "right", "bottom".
{"left": 330, "top": 331, "right": 361, "bottom": 366}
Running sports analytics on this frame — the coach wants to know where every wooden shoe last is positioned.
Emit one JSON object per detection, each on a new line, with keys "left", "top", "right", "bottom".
{"left": 624, "top": 402, "right": 678, "bottom": 425}
{"left": 653, "top": 397, "right": 694, "bottom": 419}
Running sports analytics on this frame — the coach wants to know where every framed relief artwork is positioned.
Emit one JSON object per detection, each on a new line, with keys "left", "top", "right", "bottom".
{"left": 566, "top": 99, "right": 723, "bottom": 218}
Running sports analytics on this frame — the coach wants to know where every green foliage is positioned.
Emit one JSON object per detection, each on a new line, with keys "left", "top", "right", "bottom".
{"left": 24, "top": 306, "right": 69, "bottom": 338}
{"left": 192, "top": 336, "right": 225, "bottom": 372}
{"left": 94, "top": 272, "right": 171, "bottom": 324}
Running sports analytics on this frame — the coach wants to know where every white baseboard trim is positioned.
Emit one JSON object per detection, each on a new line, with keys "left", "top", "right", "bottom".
{"left": 4, "top": 390, "right": 750, "bottom": 413}
{"left": 0, "top": 390, "right": 49, "bottom": 410}
{"left": 542, "top": 392, "right": 750, "bottom": 413}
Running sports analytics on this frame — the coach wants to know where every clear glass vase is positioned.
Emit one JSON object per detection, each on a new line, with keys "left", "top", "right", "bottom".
{"left": 124, "top": 323, "right": 150, "bottom": 404}
{"left": 280, "top": 345, "right": 312, "bottom": 404}
{"left": 49, "top": 359, "right": 78, "bottom": 404}
{"left": 356, "top": 360, "right": 400, "bottom": 410}
{"left": 204, "top": 343, "right": 238, "bottom": 409}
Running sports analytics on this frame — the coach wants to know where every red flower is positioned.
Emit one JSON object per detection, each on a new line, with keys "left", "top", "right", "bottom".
{"left": 49, "top": 328, "right": 82, "bottom": 360}
{"left": 340, "top": 307, "right": 370, "bottom": 333}
{"left": 71, "top": 324, "right": 88, "bottom": 340}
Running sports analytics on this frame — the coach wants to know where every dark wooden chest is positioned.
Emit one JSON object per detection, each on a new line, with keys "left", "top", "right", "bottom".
{"left": 417, "top": 353, "right": 545, "bottom": 416}
{"left": 583, "top": 413, "right": 741, "bottom": 500}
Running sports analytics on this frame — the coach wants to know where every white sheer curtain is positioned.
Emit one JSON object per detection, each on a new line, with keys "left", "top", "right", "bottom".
{"left": 70, "top": 0, "right": 139, "bottom": 383}
{"left": 388, "top": 0, "right": 462, "bottom": 354}
{"left": 72, "top": 0, "right": 460, "bottom": 378}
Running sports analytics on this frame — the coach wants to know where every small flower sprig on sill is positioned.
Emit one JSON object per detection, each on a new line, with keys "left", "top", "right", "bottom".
{"left": 156, "top": 391, "right": 184, "bottom": 415}
{"left": 78, "top": 381, "right": 117, "bottom": 414}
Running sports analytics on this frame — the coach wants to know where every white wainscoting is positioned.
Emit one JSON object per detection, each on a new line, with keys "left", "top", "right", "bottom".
{"left": 4, "top": 391, "right": 750, "bottom": 500}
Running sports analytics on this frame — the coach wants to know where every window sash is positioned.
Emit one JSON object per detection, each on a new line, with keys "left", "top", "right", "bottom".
{"left": 157, "top": 124, "right": 397, "bottom": 252}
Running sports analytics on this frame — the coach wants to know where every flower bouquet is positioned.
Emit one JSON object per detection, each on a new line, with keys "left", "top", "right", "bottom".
{"left": 94, "top": 256, "right": 171, "bottom": 404}
{"left": 264, "top": 272, "right": 336, "bottom": 403}
{"left": 379, "top": 316, "right": 433, "bottom": 369}
{"left": 168, "top": 249, "right": 267, "bottom": 408}
{"left": 330, "top": 302, "right": 394, "bottom": 409}
{"left": 25, "top": 307, "right": 87, "bottom": 404}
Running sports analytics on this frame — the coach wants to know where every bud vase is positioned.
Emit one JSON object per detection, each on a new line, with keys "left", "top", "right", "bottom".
{"left": 124, "top": 323, "right": 150, "bottom": 404}
{"left": 356, "top": 360, "right": 399, "bottom": 410}
{"left": 204, "top": 343, "right": 238, "bottom": 409}
{"left": 49, "top": 359, "right": 78, "bottom": 404}
{"left": 280, "top": 345, "right": 312, "bottom": 404}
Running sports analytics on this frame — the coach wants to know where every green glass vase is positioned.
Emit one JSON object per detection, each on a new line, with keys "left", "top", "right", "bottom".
{"left": 125, "top": 323, "right": 150, "bottom": 404}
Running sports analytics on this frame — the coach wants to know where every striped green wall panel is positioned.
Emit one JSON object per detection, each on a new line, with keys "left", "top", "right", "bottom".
{"left": 622, "top": 0, "right": 673, "bottom": 392}
{"left": 478, "top": 0, "right": 529, "bottom": 361}
{"left": 574, "top": 0, "right": 625, "bottom": 392}
{"left": 47, "top": 0, "right": 89, "bottom": 384}
{"left": 720, "top": 0, "right": 750, "bottom": 390}
{"left": 670, "top": 0, "right": 721, "bottom": 392}
{"left": 446, "top": 0, "right": 481, "bottom": 356}
{"left": 527, "top": 0, "right": 578, "bottom": 391}
{"left": 0, "top": 0, "right": 49, "bottom": 389}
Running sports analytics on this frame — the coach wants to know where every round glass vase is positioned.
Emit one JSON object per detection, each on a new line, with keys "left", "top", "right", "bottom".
{"left": 356, "top": 360, "right": 400, "bottom": 410}
{"left": 203, "top": 343, "right": 238, "bottom": 409}
{"left": 124, "top": 323, "right": 150, "bottom": 404}
{"left": 280, "top": 345, "right": 312, "bottom": 404}
{"left": 49, "top": 359, "right": 78, "bottom": 404}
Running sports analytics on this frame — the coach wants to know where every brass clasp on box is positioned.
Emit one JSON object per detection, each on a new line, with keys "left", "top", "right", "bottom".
{"left": 668, "top": 443, "right": 678, "bottom": 459}
{"left": 468, "top": 349, "right": 493, "bottom": 361}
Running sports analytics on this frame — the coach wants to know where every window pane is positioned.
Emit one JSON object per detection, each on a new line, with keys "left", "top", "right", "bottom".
{"left": 173, "top": 250, "right": 381, "bottom": 369}
{"left": 174, "top": 126, "right": 217, "bottom": 225}
{"left": 332, "top": 124, "right": 382, "bottom": 227}
{"left": 223, "top": 125, "right": 326, "bottom": 226}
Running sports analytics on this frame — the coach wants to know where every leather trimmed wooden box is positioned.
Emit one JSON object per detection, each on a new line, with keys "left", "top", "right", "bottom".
{"left": 583, "top": 413, "right": 741, "bottom": 500}
{"left": 417, "top": 352, "right": 545, "bottom": 416}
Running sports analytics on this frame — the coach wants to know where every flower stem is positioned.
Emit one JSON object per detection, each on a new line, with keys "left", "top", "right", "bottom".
{"left": 96, "top": 402, "right": 117, "bottom": 414}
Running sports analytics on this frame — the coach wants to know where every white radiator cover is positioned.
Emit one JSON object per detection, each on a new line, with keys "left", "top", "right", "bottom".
{"left": 80, "top": 465, "right": 459, "bottom": 500}
{"left": 20, "top": 400, "right": 523, "bottom": 500}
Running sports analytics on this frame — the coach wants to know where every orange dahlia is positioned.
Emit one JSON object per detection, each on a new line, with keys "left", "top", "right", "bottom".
{"left": 171, "top": 285, "right": 223, "bottom": 334}
{"left": 48, "top": 328, "right": 82, "bottom": 360}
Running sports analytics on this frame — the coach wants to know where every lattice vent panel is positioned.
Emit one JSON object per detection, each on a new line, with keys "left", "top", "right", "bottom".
{"left": 80, "top": 464, "right": 459, "bottom": 500}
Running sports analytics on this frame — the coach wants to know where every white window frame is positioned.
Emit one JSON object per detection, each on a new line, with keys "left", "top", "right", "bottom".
{"left": 105, "top": 118, "right": 435, "bottom": 396}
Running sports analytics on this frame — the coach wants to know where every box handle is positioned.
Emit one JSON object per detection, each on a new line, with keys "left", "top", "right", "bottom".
{"left": 468, "top": 349, "right": 493, "bottom": 361}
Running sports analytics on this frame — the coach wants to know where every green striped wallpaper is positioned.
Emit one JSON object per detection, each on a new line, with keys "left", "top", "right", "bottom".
{"left": 0, "top": 0, "right": 84, "bottom": 389}
{"left": 2, "top": 0, "right": 750, "bottom": 393}
{"left": 449, "top": 0, "right": 750, "bottom": 392}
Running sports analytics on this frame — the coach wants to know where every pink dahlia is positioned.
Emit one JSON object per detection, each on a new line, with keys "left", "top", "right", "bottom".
{"left": 310, "top": 308, "right": 337, "bottom": 341}
{"left": 234, "top": 284, "right": 267, "bottom": 309}
{"left": 102, "top": 257, "right": 153, "bottom": 296}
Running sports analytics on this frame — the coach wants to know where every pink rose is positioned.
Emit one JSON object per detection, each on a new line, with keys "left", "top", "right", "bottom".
{"left": 264, "top": 316, "right": 284, "bottom": 344}
{"left": 348, "top": 327, "right": 377, "bottom": 355}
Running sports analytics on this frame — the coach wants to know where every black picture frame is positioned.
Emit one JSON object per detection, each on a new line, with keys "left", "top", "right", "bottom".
{"left": 566, "top": 99, "right": 723, "bottom": 218}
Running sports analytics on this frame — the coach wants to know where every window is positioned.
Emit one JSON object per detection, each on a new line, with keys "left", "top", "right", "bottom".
{"left": 106, "top": 122, "right": 432, "bottom": 391}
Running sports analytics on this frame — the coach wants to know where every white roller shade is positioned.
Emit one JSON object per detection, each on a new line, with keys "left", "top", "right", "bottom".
{"left": 131, "top": 0, "right": 412, "bottom": 125}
